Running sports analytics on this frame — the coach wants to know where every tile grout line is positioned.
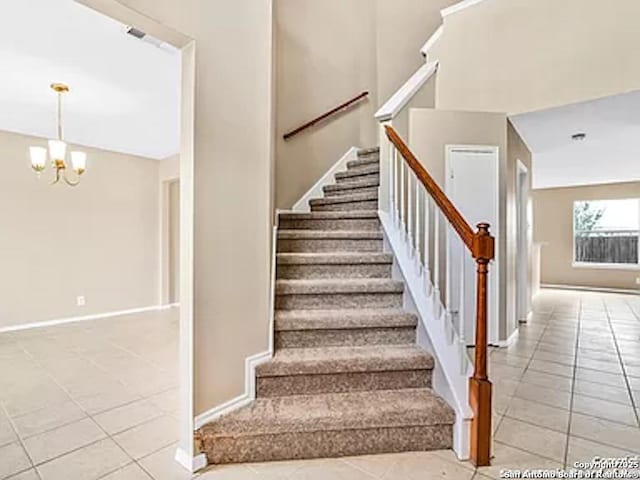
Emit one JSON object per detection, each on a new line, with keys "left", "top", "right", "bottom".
{"left": 494, "top": 305, "right": 558, "bottom": 436}
{"left": 561, "top": 295, "right": 582, "bottom": 469}
{"left": 603, "top": 298, "right": 640, "bottom": 427}
{"left": 0, "top": 402, "right": 43, "bottom": 480}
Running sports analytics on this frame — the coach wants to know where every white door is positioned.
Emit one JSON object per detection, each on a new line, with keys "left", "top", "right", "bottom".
{"left": 445, "top": 145, "right": 499, "bottom": 346}
{"left": 515, "top": 161, "right": 531, "bottom": 324}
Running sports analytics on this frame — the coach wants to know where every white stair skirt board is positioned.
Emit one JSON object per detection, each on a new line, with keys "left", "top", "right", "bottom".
{"left": 0, "top": 303, "right": 180, "bottom": 334}
{"left": 194, "top": 350, "right": 271, "bottom": 430}
{"left": 375, "top": 62, "right": 438, "bottom": 122}
{"left": 420, "top": 25, "right": 443, "bottom": 58}
{"left": 440, "top": 0, "right": 488, "bottom": 17}
{"left": 291, "top": 147, "right": 360, "bottom": 212}
{"left": 175, "top": 447, "right": 207, "bottom": 473}
{"left": 379, "top": 210, "right": 473, "bottom": 460}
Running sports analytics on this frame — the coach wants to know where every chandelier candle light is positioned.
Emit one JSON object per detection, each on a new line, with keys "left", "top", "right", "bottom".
{"left": 29, "top": 83, "right": 87, "bottom": 186}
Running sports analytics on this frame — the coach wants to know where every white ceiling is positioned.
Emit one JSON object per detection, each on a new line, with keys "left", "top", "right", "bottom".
{"left": 510, "top": 90, "right": 640, "bottom": 189}
{"left": 0, "top": 0, "right": 180, "bottom": 159}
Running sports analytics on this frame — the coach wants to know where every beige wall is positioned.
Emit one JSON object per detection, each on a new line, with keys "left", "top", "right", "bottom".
{"left": 375, "top": 0, "right": 457, "bottom": 105}
{"left": 533, "top": 182, "right": 640, "bottom": 291}
{"left": 506, "top": 121, "right": 532, "bottom": 331}
{"left": 169, "top": 180, "right": 180, "bottom": 303}
{"left": 431, "top": 0, "right": 640, "bottom": 115}
{"left": 0, "top": 130, "right": 160, "bottom": 328}
{"left": 409, "top": 109, "right": 526, "bottom": 340}
{"left": 274, "top": 0, "right": 377, "bottom": 209}
{"left": 274, "top": 0, "right": 451, "bottom": 209}
{"left": 96, "top": 0, "right": 275, "bottom": 417}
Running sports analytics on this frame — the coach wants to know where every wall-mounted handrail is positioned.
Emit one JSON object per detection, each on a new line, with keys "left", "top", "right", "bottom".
{"left": 283, "top": 91, "right": 369, "bottom": 140}
{"left": 384, "top": 125, "right": 495, "bottom": 467}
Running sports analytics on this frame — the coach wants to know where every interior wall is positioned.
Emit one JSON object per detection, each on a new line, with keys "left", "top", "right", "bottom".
{"left": 274, "top": 0, "right": 449, "bottom": 209}
{"left": 0, "top": 130, "right": 160, "bottom": 329}
{"left": 101, "top": 0, "right": 275, "bottom": 417}
{"left": 506, "top": 121, "right": 533, "bottom": 330}
{"left": 533, "top": 181, "right": 640, "bottom": 291}
{"left": 274, "top": 0, "right": 377, "bottom": 209}
{"left": 430, "top": 0, "right": 640, "bottom": 115}
{"left": 408, "top": 108, "right": 512, "bottom": 342}
{"left": 169, "top": 180, "right": 180, "bottom": 303}
{"left": 375, "top": 0, "right": 458, "bottom": 105}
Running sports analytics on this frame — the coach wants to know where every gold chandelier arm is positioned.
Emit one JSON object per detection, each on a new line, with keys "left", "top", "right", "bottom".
{"left": 62, "top": 169, "right": 81, "bottom": 187}
{"left": 50, "top": 168, "right": 62, "bottom": 185}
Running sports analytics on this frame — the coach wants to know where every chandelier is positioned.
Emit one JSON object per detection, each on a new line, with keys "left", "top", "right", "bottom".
{"left": 29, "top": 83, "right": 87, "bottom": 186}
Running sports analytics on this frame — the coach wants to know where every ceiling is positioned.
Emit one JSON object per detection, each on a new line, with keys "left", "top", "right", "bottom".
{"left": 0, "top": 0, "right": 180, "bottom": 159}
{"left": 510, "top": 90, "right": 640, "bottom": 189}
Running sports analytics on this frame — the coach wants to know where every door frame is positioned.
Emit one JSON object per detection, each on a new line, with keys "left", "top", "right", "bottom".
{"left": 445, "top": 144, "right": 500, "bottom": 346}
{"left": 515, "top": 159, "right": 531, "bottom": 322}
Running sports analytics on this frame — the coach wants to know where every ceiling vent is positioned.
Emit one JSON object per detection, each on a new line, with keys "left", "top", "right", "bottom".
{"left": 124, "top": 26, "right": 173, "bottom": 51}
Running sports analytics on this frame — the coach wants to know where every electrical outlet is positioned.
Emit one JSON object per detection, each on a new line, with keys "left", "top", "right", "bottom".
{"left": 77, "top": 296, "right": 86, "bottom": 306}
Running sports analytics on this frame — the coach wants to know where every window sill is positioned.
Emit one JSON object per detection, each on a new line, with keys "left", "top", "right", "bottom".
{"left": 572, "top": 262, "right": 640, "bottom": 271}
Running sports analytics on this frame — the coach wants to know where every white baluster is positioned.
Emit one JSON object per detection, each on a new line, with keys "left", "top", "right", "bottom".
{"left": 423, "top": 193, "right": 432, "bottom": 295}
{"left": 459, "top": 236, "right": 468, "bottom": 371}
{"left": 415, "top": 177, "right": 421, "bottom": 270}
{"left": 399, "top": 157, "right": 405, "bottom": 237}
{"left": 407, "top": 171, "right": 413, "bottom": 254}
{"left": 389, "top": 144, "right": 396, "bottom": 224}
{"left": 433, "top": 209, "right": 441, "bottom": 316}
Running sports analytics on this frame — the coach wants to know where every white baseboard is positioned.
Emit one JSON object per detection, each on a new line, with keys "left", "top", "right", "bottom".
{"left": 542, "top": 284, "right": 640, "bottom": 296}
{"left": 493, "top": 327, "right": 519, "bottom": 348}
{"left": 291, "top": 147, "right": 359, "bottom": 212}
{"left": 0, "top": 303, "right": 180, "bottom": 334}
{"left": 194, "top": 350, "right": 271, "bottom": 429}
{"left": 174, "top": 447, "right": 207, "bottom": 473}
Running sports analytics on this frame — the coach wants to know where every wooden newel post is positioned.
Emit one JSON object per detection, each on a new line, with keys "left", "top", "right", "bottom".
{"left": 469, "top": 222, "right": 494, "bottom": 467}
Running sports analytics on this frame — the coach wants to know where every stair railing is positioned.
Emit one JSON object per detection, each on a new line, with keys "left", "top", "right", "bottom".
{"left": 383, "top": 125, "right": 494, "bottom": 467}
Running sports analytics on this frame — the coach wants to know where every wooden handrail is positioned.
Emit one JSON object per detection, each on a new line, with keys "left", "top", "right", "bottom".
{"left": 384, "top": 125, "right": 495, "bottom": 467}
{"left": 283, "top": 91, "right": 369, "bottom": 140}
{"left": 384, "top": 126, "right": 474, "bottom": 251}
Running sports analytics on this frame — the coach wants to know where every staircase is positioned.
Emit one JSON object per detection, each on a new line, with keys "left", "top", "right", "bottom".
{"left": 198, "top": 147, "right": 455, "bottom": 464}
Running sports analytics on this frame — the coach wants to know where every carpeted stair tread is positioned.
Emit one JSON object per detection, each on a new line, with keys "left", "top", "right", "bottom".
{"left": 335, "top": 165, "right": 379, "bottom": 181}
{"left": 199, "top": 388, "right": 454, "bottom": 438}
{"left": 277, "top": 230, "right": 382, "bottom": 240}
{"left": 255, "top": 345, "right": 433, "bottom": 377}
{"left": 277, "top": 252, "right": 392, "bottom": 266}
{"left": 347, "top": 156, "right": 380, "bottom": 168}
{"left": 358, "top": 146, "right": 380, "bottom": 156}
{"left": 323, "top": 177, "right": 379, "bottom": 194}
{"left": 275, "top": 278, "right": 403, "bottom": 295}
{"left": 279, "top": 211, "right": 379, "bottom": 221}
{"left": 309, "top": 191, "right": 378, "bottom": 207}
{"left": 275, "top": 309, "right": 418, "bottom": 331}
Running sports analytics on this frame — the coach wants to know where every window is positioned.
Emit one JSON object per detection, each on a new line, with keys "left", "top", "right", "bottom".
{"left": 573, "top": 199, "right": 640, "bottom": 266}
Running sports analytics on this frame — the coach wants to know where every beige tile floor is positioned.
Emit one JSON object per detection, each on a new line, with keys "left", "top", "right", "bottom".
{"left": 1, "top": 289, "right": 639, "bottom": 480}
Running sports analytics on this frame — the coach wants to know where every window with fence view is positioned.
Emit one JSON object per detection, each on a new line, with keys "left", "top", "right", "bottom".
{"left": 573, "top": 199, "right": 640, "bottom": 266}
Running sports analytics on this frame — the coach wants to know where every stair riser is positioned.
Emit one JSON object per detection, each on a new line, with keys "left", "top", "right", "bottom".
{"left": 203, "top": 424, "right": 452, "bottom": 464}
{"left": 278, "top": 218, "right": 380, "bottom": 231}
{"left": 277, "top": 239, "right": 383, "bottom": 253}
{"left": 257, "top": 369, "right": 431, "bottom": 397}
{"left": 324, "top": 186, "right": 379, "bottom": 198}
{"left": 275, "top": 327, "right": 416, "bottom": 348}
{"left": 275, "top": 292, "right": 402, "bottom": 310}
{"left": 311, "top": 200, "right": 378, "bottom": 212}
{"left": 277, "top": 263, "right": 391, "bottom": 280}
{"left": 347, "top": 158, "right": 379, "bottom": 169}
{"left": 336, "top": 173, "right": 380, "bottom": 185}
{"left": 346, "top": 164, "right": 380, "bottom": 175}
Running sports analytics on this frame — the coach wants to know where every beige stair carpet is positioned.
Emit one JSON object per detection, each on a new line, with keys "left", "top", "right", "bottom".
{"left": 198, "top": 147, "right": 455, "bottom": 464}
